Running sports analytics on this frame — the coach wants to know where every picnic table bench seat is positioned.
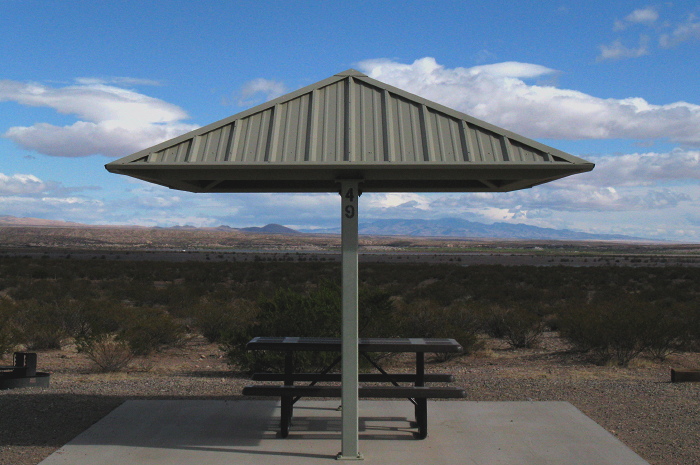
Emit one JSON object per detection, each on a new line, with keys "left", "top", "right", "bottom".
{"left": 243, "top": 384, "right": 466, "bottom": 439}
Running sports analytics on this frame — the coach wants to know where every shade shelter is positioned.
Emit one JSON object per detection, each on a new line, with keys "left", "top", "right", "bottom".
{"left": 106, "top": 69, "right": 594, "bottom": 459}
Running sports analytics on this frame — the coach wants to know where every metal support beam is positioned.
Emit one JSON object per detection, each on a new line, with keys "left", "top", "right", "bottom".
{"left": 337, "top": 180, "right": 363, "bottom": 461}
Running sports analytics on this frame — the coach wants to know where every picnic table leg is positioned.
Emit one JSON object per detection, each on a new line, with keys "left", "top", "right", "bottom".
{"left": 280, "top": 395, "right": 292, "bottom": 438}
{"left": 281, "top": 352, "right": 294, "bottom": 437}
{"left": 415, "top": 399, "right": 428, "bottom": 439}
{"left": 414, "top": 352, "right": 427, "bottom": 439}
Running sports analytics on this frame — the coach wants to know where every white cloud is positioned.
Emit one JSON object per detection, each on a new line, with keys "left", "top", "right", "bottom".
{"left": 0, "top": 194, "right": 106, "bottom": 222}
{"left": 0, "top": 79, "right": 198, "bottom": 157}
{"left": 74, "top": 77, "right": 163, "bottom": 87}
{"left": 0, "top": 173, "right": 46, "bottom": 194}
{"left": 624, "top": 8, "right": 659, "bottom": 27}
{"left": 237, "top": 78, "right": 288, "bottom": 106}
{"left": 608, "top": 8, "right": 699, "bottom": 56}
{"left": 613, "top": 8, "right": 658, "bottom": 31}
{"left": 598, "top": 36, "right": 650, "bottom": 60}
{"left": 365, "top": 193, "right": 431, "bottom": 211}
{"left": 357, "top": 57, "right": 700, "bottom": 145}
{"left": 4, "top": 121, "right": 196, "bottom": 158}
{"left": 494, "top": 149, "right": 699, "bottom": 214}
{"left": 465, "top": 62, "right": 557, "bottom": 79}
{"left": 516, "top": 182, "right": 691, "bottom": 212}
{"left": 584, "top": 149, "right": 700, "bottom": 186}
{"left": 660, "top": 14, "right": 700, "bottom": 48}
{"left": 40, "top": 196, "right": 104, "bottom": 207}
{"left": 354, "top": 149, "right": 699, "bottom": 231}
{"left": 135, "top": 194, "right": 182, "bottom": 208}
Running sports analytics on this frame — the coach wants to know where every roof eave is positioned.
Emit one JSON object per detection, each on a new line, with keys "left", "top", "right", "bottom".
{"left": 106, "top": 161, "right": 593, "bottom": 194}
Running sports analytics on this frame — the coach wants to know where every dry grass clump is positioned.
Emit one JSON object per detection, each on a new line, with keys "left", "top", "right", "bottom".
{"left": 78, "top": 335, "right": 134, "bottom": 372}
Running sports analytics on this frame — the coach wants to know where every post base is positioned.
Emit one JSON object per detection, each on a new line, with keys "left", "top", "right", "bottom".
{"left": 336, "top": 452, "right": 364, "bottom": 461}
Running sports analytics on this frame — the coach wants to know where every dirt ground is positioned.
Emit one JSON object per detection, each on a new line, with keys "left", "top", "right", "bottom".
{"left": 1, "top": 334, "right": 699, "bottom": 465}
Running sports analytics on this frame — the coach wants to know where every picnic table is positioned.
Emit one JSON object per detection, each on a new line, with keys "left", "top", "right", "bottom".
{"left": 242, "top": 337, "right": 466, "bottom": 439}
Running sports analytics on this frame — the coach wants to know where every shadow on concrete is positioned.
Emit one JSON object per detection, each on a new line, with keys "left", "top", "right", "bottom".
{"left": 0, "top": 392, "right": 243, "bottom": 449}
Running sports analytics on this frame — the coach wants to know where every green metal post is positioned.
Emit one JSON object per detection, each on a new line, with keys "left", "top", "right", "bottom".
{"left": 337, "top": 180, "right": 363, "bottom": 460}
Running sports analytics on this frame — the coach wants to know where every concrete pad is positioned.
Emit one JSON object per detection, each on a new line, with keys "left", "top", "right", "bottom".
{"left": 39, "top": 400, "right": 649, "bottom": 465}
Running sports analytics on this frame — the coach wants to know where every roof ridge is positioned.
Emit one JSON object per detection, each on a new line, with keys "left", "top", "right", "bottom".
{"left": 335, "top": 69, "right": 367, "bottom": 77}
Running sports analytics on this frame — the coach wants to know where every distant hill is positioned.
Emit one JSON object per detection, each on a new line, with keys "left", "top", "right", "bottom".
{"left": 0, "top": 215, "right": 644, "bottom": 241}
{"left": 0, "top": 215, "right": 84, "bottom": 227}
{"left": 239, "top": 224, "right": 302, "bottom": 235}
{"left": 302, "top": 218, "right": 643, "bottom": 241}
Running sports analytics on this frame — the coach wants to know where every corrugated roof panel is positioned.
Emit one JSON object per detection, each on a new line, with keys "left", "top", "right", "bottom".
{"left": 469, "top": 126, "right": 504, "bottom": 163}
{"left": 278, "top": 92, "right": 311, "bottom": 163}
{"left": 152, "top": 139, "right": 190, "bottom": 163}
{"left": 236, "top": 108, "right": 272, "bottom": 163}
{"left": 510, "top": 139, "right": 548, "bottom": 163}
{"left": 354, "top": 80, "right": 385, "bottom": 163}
{"left": 317, "top": 79, "right": 345, "bottom": 162}
{"left": 105, "top": 69, "right": 594, "bottom": 193}
{"left": 429, "top": 109, "right": 462, "bottom": 163}
{"left": 200, "top": 125, "right": 230, "bottom": 162}
{"left": 391, "top": 94, "right": 423, "bottom": 162}
{"left": 129, "top": 75, "right": 577, "bottom": 168}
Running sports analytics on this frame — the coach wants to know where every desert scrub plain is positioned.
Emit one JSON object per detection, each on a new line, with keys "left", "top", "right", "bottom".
{"left": 0, "top": 255, "right": 699, "bottom": 464}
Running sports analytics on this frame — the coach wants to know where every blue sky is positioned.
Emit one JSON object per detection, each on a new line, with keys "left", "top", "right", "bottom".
{"left": 1, "top": 1, "right": 699, "bottom": 242}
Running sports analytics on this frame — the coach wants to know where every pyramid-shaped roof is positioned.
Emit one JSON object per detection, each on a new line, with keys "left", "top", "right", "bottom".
{"left": 105, "top": 69, "right": 593, "bottom": 193}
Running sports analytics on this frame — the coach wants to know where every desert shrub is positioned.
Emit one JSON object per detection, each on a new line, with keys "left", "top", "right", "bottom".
{"left": 221, "top": 283, "right": 399, "bottom": 371}
{"left": 643, "top": 302, "right": 694, "bottom": 359}
{"left": 558, "top": 295, "right": 679, "bottom": 366}
{"left": 409, "top": 279, "right": 468, "bottom": 306}
{"left": 392, "top": 299, "right": 482, "bottom": 360}
{"left": 480, "top": 305, "right": 510, "bottom": 339}
{"left": 12, "top": 299, "right": 71, "bottom": 350}
{"left": 0, "top": 300, "right": 19, "bottom": 358}
{"left": 501, "top": 306, "right": 544, "bottom": 349}
{"left": 357, "top": 287, "right": 394, "bottom": 338}
{"left": 684, "top": 303, "right": 700, "bottom": 352}
{"left": 10, "top": 297, "right": 125, "bottom": 351}
{"left": 479, "top": 305, "right": 544, "bottom": 349}
{"left": 645, "top": 299, "right": 700, "bottom": 360}
{"left": 70, "top": 299, "right": 124, "bottom": 343}
{"left": 222, "top": 282, "right": 342, "bottom": 372}
{"left": 77, "top": 334, "right": 134, "bottom": 372}
{"left": 73, "top": 301, "right": 187, "bottom": 356}
{"left": 194, "top": 298, "right": 258, "bottom": 343}
{"left": 116, "top": 306, "right": 186, "bottom": 356}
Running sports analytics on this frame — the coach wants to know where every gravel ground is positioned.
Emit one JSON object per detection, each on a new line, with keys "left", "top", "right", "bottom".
{"left": 1, "top": 335, "right": 699, "bottom": 465}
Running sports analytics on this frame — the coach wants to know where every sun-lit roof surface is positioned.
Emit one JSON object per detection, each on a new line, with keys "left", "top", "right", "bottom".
{"left": 105, "top": 69, "right": 593, "bottom": 193}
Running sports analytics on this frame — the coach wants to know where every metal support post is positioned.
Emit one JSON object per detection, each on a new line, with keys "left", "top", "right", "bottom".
{"left": 337, "top": 180, "right": 363, "bottom": 461}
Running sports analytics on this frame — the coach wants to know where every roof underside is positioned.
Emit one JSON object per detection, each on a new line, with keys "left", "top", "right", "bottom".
{"left": 106, "top": 70, "right": 593, "bottom": 193}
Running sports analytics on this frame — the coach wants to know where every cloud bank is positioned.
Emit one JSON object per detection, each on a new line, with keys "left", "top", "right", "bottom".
{"left": 357, "top": 57, "right": 700, "bottom": 145}
{"left": 660, "top": 13, "right": 700, "bottom": 48}
{"left": 0, "top": 173, "right": 46, "bottom": 195}
{"left": 0, "top": 79, "right": 198, "bottom": 157}
{"left": 603, "top": 7, "right": 700, "bottom": 60}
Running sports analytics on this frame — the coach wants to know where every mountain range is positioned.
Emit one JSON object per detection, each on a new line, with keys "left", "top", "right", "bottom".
{"left": 239, "top": 224, "right": 302, "bottom": 235}
{"left": 301, "top": 218, "right": 641, "bottom": 241}
{"left": 0, "top": 215, "right": 642, "bottom": 241}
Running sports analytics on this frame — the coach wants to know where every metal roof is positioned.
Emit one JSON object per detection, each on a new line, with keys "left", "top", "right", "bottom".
{"left": 105, "top": 69, "right": 594, "bottom": 193}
